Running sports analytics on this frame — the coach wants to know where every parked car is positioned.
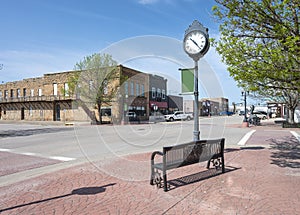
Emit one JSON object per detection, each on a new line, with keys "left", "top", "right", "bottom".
{"left": 125, "top": 112, "right": 139, "bottom": 122}
{"left": 248, "top": 111, "right": 267, "bottom": 120}
{"left": 219, "top": 111, "right": 234, "bottom": 116}
{"left": 164, "top": 111, "right": 193, "bottom": 122}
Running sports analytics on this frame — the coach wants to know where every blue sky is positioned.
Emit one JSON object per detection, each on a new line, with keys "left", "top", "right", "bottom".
{"left": 0, "top": 0, "right": 245, "bottom": 104}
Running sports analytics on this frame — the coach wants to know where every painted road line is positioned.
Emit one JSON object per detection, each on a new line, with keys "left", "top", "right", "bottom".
{"left": 0, "top": 148, "right": 12, "bottom": 152}
{"left": 0, "top": 148, "right": 76, "bottom": 162}
{"left": 20, "top": 152, "right": 37, "bottom": 156}
{"left": 49, "top": 156, "right": 76, "bottom": 162}
{"left": 237, "top": 130, "right": 256, "bottom": 146}
{"left": 290, "top": 131, "right": 300, "bottom": 142}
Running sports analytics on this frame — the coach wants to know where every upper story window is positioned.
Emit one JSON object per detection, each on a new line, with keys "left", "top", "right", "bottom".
{"left": 140, "top": 84, "right": 145, "bottom": 97}
{"left": 30, "top": 89, "right": 34, "bottom": 97}
{"left": 130, "top": 82, "right": 134, "bottom": 96}
{"left": 124, "top": 81, "right": 128, "bottom": 96}
{"left": 0, "top": 91, "right": 2, "bottom": 100}
{"left": 17, "top": 88, "right": 21, "bottom": 98}
{"left": 64, "top": 83, "right": 69, "bottom": 96}
{"left": 23, "top": 88, "right": 27, "bottom": 97}
{"left": 162, "top": 89, "right": 166, "bottom": 99}
{"left": 53, "top": 83, "right": 58, "bottom": 96}
{"left": 10, "top": 89, "right": 14, "bottom": 98}
{"left": 4, "top": 90, "right": 8, "bottom": 99}
{"left": 152, "top": 87, "right": 156, "bottom": 98}
{"left": 89, "top": 80, "right": 93, "bottom": 92}
{"left": 38, "top": 88, "right": 42, "bottom": 96}
{"left": 103, "top": 79, "right": 108, "bottom": 95}
{"left": 136, "top": 83, "right": 139, "bottom": 96}
{"left": 157, "top": 88, "right": 161, "bottom": 98}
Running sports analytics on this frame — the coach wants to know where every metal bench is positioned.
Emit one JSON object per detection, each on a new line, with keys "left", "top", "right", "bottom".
{"left": 150, "top": 138, "right": 225, "bottom": 192}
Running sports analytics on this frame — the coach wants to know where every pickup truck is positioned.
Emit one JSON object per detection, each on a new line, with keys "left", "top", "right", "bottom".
{"left": 164, "top": 111, "right": 193, "bottom": 122}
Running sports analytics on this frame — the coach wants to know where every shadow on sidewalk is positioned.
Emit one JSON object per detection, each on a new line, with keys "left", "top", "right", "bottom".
{"left": 0, "top": 183, "right": 116, "bottom": 213}
{"left": 168, "top": 166, "right": 240, "bottom": 191}
{"left": 225, "top": 146, "right": 265, "bottom": 153}
{"left": 0, "top": 127, "right": 74, "bottom": 138}
{"left": 269, "top": 136, "right": 300, "bottom": 168}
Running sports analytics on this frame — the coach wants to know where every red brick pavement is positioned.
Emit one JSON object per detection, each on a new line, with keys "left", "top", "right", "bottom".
{"left": 0, "top": 128, "right": 299, "bottom": 214}
{"left": 0, "top": 152, "right": 61, "bottom": 177}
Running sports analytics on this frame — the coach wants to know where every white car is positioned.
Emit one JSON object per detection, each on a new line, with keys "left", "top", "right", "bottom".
{"left": 248, "top": 111, "right": 267, "bottom": 120}
{"left": 164, "top": 111, "right": 193, "bottom": 122}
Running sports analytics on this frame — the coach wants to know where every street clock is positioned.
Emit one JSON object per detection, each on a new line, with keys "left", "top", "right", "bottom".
{"left": 183, "top": 20, "right": 210, "bottom": 61}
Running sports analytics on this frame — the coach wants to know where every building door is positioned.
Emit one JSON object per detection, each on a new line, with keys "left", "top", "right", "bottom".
{"left": 21, "top": 107, "right": 25, "bottom": 120}
{"left": 55, "top": 104, "right": 61, "bottom": 121}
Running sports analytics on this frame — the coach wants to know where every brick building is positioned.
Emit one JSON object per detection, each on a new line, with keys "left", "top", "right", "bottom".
{"left": 0, "top": 65, "right": 166, "bottom": 123}
{"left": 0, "top": 65, "right": 149, "bottom": 122}
{"left": 149, "top": 74, "right": 167, "bottom": 115}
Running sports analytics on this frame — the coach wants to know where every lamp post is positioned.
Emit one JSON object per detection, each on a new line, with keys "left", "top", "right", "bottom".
{"left": 241, "top": 91, "right": 249, "bottom": 127}
{"left": 183, "top": 20, "right": 210, "bottom": 141}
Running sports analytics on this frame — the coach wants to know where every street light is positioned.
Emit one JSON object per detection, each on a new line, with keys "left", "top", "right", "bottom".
{"left": 241, "top": 91, "right": 249, "bottom": 127}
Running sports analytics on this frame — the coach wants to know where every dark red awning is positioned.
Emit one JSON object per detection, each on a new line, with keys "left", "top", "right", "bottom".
{"left": 149, "top": 101, "right": 168, "bottom": 108}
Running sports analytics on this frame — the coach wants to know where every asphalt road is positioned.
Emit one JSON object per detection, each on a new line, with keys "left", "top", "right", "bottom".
{"left": 0, "top": 115, "right": 251, "bottom": 186}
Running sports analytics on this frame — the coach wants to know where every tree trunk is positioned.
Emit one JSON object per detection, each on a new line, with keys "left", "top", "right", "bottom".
{"left": 97, "top": 102, "right": 102, "bottom": 124}
{"left": 287, "top": 106, "right": 295, "bottom": 124}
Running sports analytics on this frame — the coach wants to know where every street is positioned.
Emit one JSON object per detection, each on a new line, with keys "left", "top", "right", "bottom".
{"left": 0, "top": 116, "right": 251, "bottom": 186}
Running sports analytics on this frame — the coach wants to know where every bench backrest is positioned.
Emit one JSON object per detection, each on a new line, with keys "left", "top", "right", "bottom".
{"left": 163, "top": 138, "right": 224, "bottom": 169}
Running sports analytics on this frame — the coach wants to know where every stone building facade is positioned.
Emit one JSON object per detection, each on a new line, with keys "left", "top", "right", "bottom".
{"left": 0, "top": 71, "right": 76, "bottom": 122}
{"left": 0, "top": 65, "right": 153, "bottom": 123}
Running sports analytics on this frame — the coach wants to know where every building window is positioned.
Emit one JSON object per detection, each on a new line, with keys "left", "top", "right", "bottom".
{"left": 53, "top": 83, "right": 58, "bottom": 96}
{"left": 23, "top": 88, "right": 27, "bottom": 97}
{"left": 141, "top": 84, "right": 145, "bottom": 97}
{"left": 17, "top": 88, "right": 21, "bottom": 98}
{"left": 130, "top": 82, "right": 134, "bottom": 96}
{"left": 103, "top": 79, "right": 108, "bottom": 95}
{"left": 157, "top": 88, "right": 161, "bottom": 98}
{"left": 0, "top": 91, "right": 2, "bottom": 100}
{"left": 124, "top": 81, "right": 128, "bottom": 96}
{"left": 30, "top": 89, "right": 34, "bottom": 97}
{"left": 136, "top": 83, "right": 139, "bottom": 96}
{"left": 10, "top": 89, "right": 14, "bottom": 98}
{"left": 38, "top": 88, "right": 42, "bottom": 96}
{"left": 4, "top": 90, "right": 8, "bottom": 99}
{"left": 64, "top": 83, "right": 69, "bottom": 96}
{"left": 162, "top": 89, "right": 166, "bottom": 99}
{"left": 152, "top": 87, "right": 156, "bottom": 98}
{"left": 89, "top": 80, "right": 93, "bottom": 92}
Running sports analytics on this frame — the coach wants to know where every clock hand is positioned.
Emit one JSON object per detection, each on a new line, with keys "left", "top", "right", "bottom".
{"left": 190, "top": 38, "right": 201, "bottom": 49}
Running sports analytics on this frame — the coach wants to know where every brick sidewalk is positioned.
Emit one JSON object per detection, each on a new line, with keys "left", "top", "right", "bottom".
{"left": 0, "top": 129, "right": 299, "bottom": 214}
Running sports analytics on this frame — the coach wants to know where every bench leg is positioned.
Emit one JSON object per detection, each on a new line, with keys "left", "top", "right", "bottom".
{"left": 206, "top": 159, "right": 211, "bottom": 169}
{"left": 163, "top": 170, "right": 168, "bottom": 192}
{"left": 150, "top": 166, "right": 154, "bottom": 185}
{"left": 221, "top": 156, "right": 225, "bottom": 173}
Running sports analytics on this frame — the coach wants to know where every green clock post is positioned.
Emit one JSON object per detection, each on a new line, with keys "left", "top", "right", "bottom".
{"left": 183, "top": 20, "right": 210, "bottom": 141}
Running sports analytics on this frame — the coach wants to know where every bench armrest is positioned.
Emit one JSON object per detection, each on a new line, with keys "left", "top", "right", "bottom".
{"left": 151, "top": 151, "right": 163, "bottom": 161}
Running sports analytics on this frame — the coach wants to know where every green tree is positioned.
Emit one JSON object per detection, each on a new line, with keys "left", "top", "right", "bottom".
{"left": 212, "top": 0, "right": 300, "bottom": 123}
{"left": 73, "top": 53, "right": 118, "bottom": 124}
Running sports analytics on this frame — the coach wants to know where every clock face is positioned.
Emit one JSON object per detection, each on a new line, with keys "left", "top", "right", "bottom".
{"left": 184, "top": 31, "right": 207, "bottom": 55}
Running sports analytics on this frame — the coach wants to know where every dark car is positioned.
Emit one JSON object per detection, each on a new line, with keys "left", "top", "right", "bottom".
{"left": 125, "top": 112, "right": 140, "bottom": 122}
{"left": 219, "top": 111, "right": 234, "bottom": 116}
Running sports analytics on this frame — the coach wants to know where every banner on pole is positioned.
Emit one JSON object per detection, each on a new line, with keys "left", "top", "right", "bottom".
{"left": 181, "top": 68, "right": 194, "bottom": 94}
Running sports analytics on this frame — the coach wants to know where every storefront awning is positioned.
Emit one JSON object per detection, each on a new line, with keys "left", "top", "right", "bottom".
{"left": 149, "top": 101, "right": 168, "bottom": 108}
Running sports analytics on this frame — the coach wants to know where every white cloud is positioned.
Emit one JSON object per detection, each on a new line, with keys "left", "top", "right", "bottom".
{"left": 137, "top": 0, "right": 160, "bottom": 5}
